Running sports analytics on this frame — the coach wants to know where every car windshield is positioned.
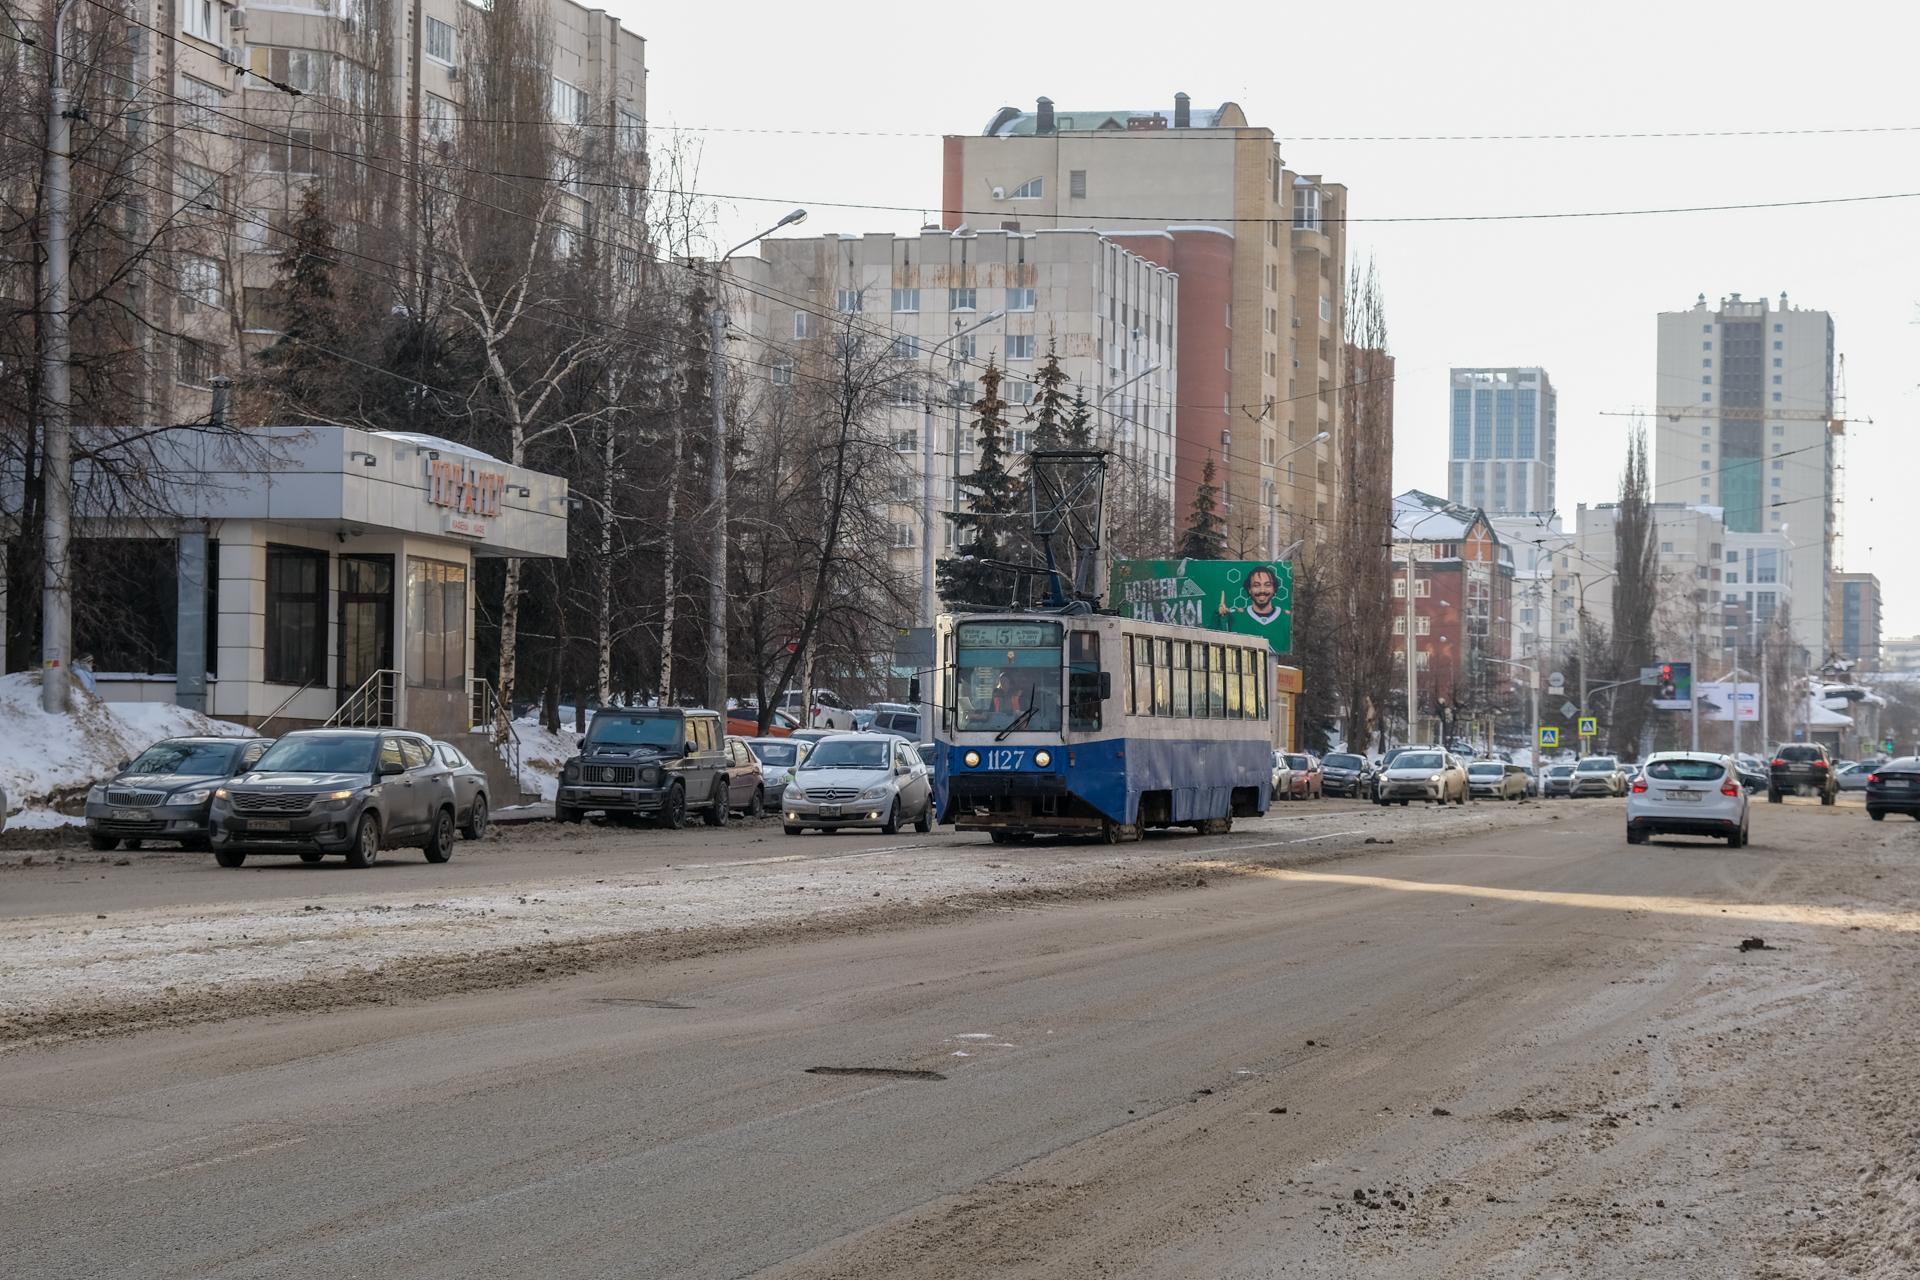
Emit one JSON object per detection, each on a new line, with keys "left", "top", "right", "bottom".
{"left": 586, "top": 715, "right": 682, "bottom": 748}
{"left": 127, "top": 740, "right": 240, "bottom": 776}
{"left": 1324, "top": 753, "right": 1364, "bottom": 769}
{"left": 750, "top": 741, "right": 798, "bottom": 766}
{"left": 1396, "top": 752, "right": 1444, "bottom": 770}
{"left": 1468, "top": 763, "right": 1503, "bottom": 776}
{"left": 1646, "top": 759, "right": 1725, "bottom": 781}
{"left": 1777, "top": 746, "right": 1821, "bottom": 761}
{"left": 800, "top": 739, "right": 890, "bottom": 770}
{"left": 1577, "top": 758, "right": 1616, "bottom": 772}
{"left": 253, "top": 735, "right": 377, "bottom": 774}
{"left": 1285, "top": 755, "right": 1311, "bottom": 769}
{"left": 954, "top": 620, "right": 1063, "bottom": 733}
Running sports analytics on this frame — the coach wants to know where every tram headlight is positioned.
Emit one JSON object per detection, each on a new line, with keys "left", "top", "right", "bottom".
{"left": 963, "top": 750, "right": 981, "bottom": 768}
{"left": 1034, "top": 750, "right": 1052, "bottom": 768}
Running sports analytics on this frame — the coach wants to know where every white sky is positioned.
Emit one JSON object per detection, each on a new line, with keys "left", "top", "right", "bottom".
{"left": 617, "top": 0, "right": 1918, "bottom": 635}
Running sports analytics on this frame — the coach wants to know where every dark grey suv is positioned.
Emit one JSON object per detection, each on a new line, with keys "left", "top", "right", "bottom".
{"left": 85, "top": 735, "right": 273, "bottom": 851}
{"left": 556, "top": 708, "right": 730, "bottom": 827}
{"left": 208, "top": 729, "right": 460, "bottom": 868}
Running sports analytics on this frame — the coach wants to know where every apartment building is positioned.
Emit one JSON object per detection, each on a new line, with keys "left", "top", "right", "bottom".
{"left": 1574, "top": 502, "right": 1735, "bottom": 671}
{"left": 1654, "top": 293, "right": 1835, "bottom": 661}
{"left": 1489, "top": 513, "right": 1572, "bottom": 665}
{"left": 1829, "top": 572, "right": 1882, "bottom": 666}
{"left": 941, "top": 95, "right": 1348, "bottom": 557}
{"left": 1448, "top": 368, "right": 1557, "bottom": 515}
{"left": 728, "top": 228, "right": 1180, "bottom": 619}
{"left": 1720, "top": 529, "right": 1796, "bottom": 658}
{"left": 1391, "top": 492, "right": 1516, "bottom": 734}
{"left": 6, "top": 0, "right": 644, "bottom": 425}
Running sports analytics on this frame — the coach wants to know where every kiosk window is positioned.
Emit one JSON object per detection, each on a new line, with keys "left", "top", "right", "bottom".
{"left": 265, "top": 545, "right": 326, "bottom": 685}
{"left": 406, "top": 557, "right": 468, "bottom": 689}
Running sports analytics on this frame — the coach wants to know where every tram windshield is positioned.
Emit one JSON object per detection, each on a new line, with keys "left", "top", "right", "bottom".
{"left": 954, "top": 620, "right": 1064, "bottom": 733}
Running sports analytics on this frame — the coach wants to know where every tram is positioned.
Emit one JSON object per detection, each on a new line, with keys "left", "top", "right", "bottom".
{"left": 931, "top": 610, "right": 1276, "bottom": 842}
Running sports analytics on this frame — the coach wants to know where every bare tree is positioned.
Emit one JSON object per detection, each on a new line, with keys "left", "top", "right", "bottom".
{"left": 1338, "top": 258, "right": 1396, "bottom": 750}
{"left": 1608, "top": 426, "right": 1659, "bottom": 754}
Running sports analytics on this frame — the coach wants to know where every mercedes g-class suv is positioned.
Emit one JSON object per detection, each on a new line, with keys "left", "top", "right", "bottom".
{"left": 555, "top": 707, "right": 731, "bottom": 827}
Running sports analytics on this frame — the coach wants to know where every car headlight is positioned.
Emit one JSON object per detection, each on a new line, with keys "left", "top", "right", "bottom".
{"left": 858, "top": 784, "right": 891, "bottom": 801}
{"left": 563, "top": 761, "right": 580, "bottom": 782}
{"left": 787, "top": 786, "right": 808, "bottom": 801}
{"left": 1034, "top": 750, "right": 1052, "bottom": 768}
{"left": 1429, "top": 774, "right": 1442, "bottom": 784}
{"left": 317, "top": 788, "right": 359, "bottom": 810}
{"left": 173, "top": 788, "right": 214, "bottom": 806}
{"left": 212, "top": 786, "right": 230, "bottom": 801}
{"left": 88, "top": 784, "right": 106, "bottom": 804}
{"left": 964, "top": 750, "right": 981, "bottom": 768}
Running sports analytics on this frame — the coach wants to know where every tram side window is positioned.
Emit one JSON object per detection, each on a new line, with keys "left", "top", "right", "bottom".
{"left": 1254, "top": 649, "right": 1268, "bottom": 718}
{"left": 1153, "top": 638, "right": 1173, "bottom": 716}
{"left": 1241, "top": 647, "right": 1261, "bottom": 718}
{"left": 1131, "top": 635, "right": 1152, "bottom": 715}
{"left": 1225, "top": 646, "right": 1243, "bottom": 717}
{"left": 1206, "top": 644, "right": 1225, "bottom": 717}
{"left": 1171, "top": 641, "right": 1192, "bottom": 716}
{"left": 1068, "top": 631, "right": 1103, "bottom": 731}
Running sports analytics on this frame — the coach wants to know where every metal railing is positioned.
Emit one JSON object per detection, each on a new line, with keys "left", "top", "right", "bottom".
{"left": 471, "top": 677, "right": 522, "bottom": 784}
{"left": 255, "top": 680, "right": 314, "bottom": 734}
{"left": 325, "top": 669, "right": 398, "bottom": 728}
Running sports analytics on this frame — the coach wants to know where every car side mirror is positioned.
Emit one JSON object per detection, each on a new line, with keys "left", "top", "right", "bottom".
{"left": 379, "top": 760, "right": 404, "bottom": 777}
{"left": 686, "top": 740, "right": 698, "bottom": 754}
{"left": 1098, "top": 672, "right": 1112, "bottom": 699}
{"left": 117, "top": 759, "right": 130, "bottom": 771}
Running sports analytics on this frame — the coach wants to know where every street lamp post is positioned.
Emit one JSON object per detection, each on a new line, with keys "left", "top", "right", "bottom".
{"left": 919, "top": 310, "right": 1004, "bottom": 626}
{"left": 39, "top": 0, "right": 80, "bottom": 713}
{"left": 1486, "top": 654, "right": 1540, "bottom": 795}
{"left": 705, "top": 208, "right": 805, "bottom": 715}
{"left": 1569, "top": 566, "right": 1618, "bottom": 751}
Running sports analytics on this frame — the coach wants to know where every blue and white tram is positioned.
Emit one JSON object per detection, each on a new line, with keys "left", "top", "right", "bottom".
{"left": 931, "top": 611, "right": 1276, "bottom": 841}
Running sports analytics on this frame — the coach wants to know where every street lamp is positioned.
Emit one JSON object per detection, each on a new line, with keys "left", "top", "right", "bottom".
{"left": 1569, "top": 566, "right": 1618, "bottom": 748}
{"left": 1395, "top": 506, "right": 1457, "bottom": 743}
{"left": 920, "top": 309, "right": 1004, "bottom": 626}
{"left": 706, "top": 208, "right": 805, "bottom": 713}
{"left": 1485, "top": 654, "right": 1541, "bottom": 794}
{"left": 1268, "top": 431, "right": 1331, "bottom": 558}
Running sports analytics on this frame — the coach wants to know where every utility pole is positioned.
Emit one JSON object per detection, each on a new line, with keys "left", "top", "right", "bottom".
{"left": 38, "top": 0, "right": 80, "bottom": 713}
{"left": 703, "top": 209, "right": 806, "bottom": 716}
{"left": 920, "top": 311, "right": 1003, "bottom": 626}
{"left": 1404, "top": 541, "right": 1417, "bottom": 742}
{"left": 1689, "top": 630, "right": 1700, "bottom": 751}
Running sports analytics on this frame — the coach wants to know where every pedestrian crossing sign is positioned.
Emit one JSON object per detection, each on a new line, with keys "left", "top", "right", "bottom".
{"left": 1539, "top": 726, "right": 1559, "bottom": 748}
{"left": 1578, "top": 715, "right": 1598, "bottom": 738}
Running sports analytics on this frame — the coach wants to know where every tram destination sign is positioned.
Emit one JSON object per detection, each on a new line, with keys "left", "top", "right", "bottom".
{"left": 1112, "top": 559, "right": 1293, "bottom": 653}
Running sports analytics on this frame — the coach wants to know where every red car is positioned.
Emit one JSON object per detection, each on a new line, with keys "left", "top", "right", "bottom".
{"left": 1277, "top": 752, "right": 1323, "bottom": 800}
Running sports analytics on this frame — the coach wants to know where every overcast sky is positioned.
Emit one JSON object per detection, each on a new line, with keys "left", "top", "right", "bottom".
{"left": 618, "top": 0, "right": 1917, "bottom": 636}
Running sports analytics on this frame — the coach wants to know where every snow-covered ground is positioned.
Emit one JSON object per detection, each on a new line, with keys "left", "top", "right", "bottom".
{"left": 511, "top": 714, "right": 582, "bottom": 801}
{"left": 0, "top": 673, "right": 252, "bottom": 824}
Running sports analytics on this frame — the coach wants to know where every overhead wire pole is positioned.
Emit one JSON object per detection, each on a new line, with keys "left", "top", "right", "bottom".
{"left": 705, "top": 208, "right": 805, "bottom": 716}
{"left": 920, "top": 310, "right": 1003, "bottom": 627}
{"left": 38, "top": 0, "right": 80, "bottom": 714}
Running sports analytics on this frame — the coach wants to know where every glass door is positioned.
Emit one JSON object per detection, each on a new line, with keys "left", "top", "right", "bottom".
{"left": 338, "top": 555, "right": 394, "bottom": 699}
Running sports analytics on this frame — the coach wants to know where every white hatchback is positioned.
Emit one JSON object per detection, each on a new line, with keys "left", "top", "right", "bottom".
{"left": 1626, "top": 752, "right": 1749, "bottom": 847}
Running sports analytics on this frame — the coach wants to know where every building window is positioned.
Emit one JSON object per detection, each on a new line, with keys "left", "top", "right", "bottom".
{"left": 1661, "top": 541, "right": 1675, "bottom": 553}
{"left": 1006, "top": 379, "right": 1034, "bottom": 405}
{"left": 265, "top": 545, "right": 327, "bottom": 686}
{"left": 1007, "top": 287, "right": 1036, "bottom": 312}
{"left": 550, "top": 77, "right": 587, "bottom": 125}
{"left": 891, "top": 288, "right": 919, "bottom": 313}
{"left": 422, "top": 93, "right": 456, "bottom": 142}
{"left": 248, "top": 126, "right": 317, "bottom": 174}
{"left": 175, "top": 339, "right": 214, "bottom": 387}
{"left": 249, "top": 47, "right": 325, "bottom": 95}
{"left": 1701, "top": 341, "right": 1712, "bottom": 350}
{"left": 834, "top": 288, "right": 862, "bottom": 314}
{"left": 889, "top": 335, "right": 919, "bottom": 360}
{"left": 617, "top": 109, "right": 644, "bottom": 154}
{"left": 949, "top": 287, "right": 976, "bottom": 312}
{"left": 178, "top": 255, "right": 222, "bottom": 308}
{"left": 242, "top": 286, "right": 286, "bottom": 333}
{"left": 1292, "top": 184, "right": 1321, "bottom": 231}
{"left": 1772, "top": 392, "right": 1782, "bottom": 402}
{"left": 182, "top": 0, "right": 217, "bottom": 42}
{"left": 1701, "top": 358, "right": 1712, "bottom": 368}
{"left": 1005, "top": 334, "right": 1034, "bottom": 361}
{"left": 792, "top": 311, "right": 813, "bottom": 339}
{"left": 1069, "top": 169, "right": 1086, "bottom": 198}
{"left": 424, "top": 16, "right": 456, "bottom": 64}
{"left": 1702, "top": 375, "right": 1712, "bottom": 385}
{"left": 1010, "top": 177, "right": 1043, "bottom": 199}
{"left": 893, "top": 429, "right": 918, "bottom": 453}
{"left": 1701, "top": 393, "right": 1712, "bottom": 402}
{"left": 771, "top": 359, "right": 792, "bottom": 386}
{"left": 405, "top": 557, "right": 468, "bottom": 690}
{"left": 890, "top": 523, "right": 916, "bottom": 548}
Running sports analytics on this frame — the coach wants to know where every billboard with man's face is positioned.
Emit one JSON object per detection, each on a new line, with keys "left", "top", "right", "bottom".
{"left": 1112, "top": 560, "right": 1294, "bottom": 653}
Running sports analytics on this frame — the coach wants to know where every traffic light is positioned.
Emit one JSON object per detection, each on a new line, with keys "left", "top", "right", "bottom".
{"left": 1658, "top": 664, "right": 1677, "bottom": 701}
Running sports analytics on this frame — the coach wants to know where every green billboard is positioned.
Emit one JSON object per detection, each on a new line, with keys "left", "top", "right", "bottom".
{"left": 1112, "top": 559, "right": 1294, "bottom": 653}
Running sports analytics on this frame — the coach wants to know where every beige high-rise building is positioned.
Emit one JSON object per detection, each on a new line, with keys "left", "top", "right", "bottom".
{"left": 4, "top": 0, "right": 644, "bottom": 424}
{"left": 941, "top": 95, "right": 1348, "bottom": 556}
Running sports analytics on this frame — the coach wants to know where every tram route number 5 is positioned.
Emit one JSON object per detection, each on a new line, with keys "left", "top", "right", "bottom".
{"left": 984, "top": 749, "right": 1028, "bottom": 770}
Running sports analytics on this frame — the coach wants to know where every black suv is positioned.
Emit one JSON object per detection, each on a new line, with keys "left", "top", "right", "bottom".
{"left": 1768, "top": 742, "right": 1838, "bottom": 805}
{"left": 556, "top": 708, "right": 730, "bottom": 827}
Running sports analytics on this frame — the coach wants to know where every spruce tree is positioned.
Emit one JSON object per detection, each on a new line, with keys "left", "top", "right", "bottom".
{"left": 937, "top": 361, "right": 1023, "bottom": 606}
{"left": 255, "top": 184, "right": 346, "bottom": 422}
{"left": 1063, "top": 389, "right": 1094, "bottom": 449}
{"left": 1023, "top": 345, "right": 1076, "bottom": 451}
{"left": 1179, "top": 454, "right": 1229, "bottom": 561}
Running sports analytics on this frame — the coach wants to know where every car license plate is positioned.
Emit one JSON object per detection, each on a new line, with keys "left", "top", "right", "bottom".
{"left": 1885, "top": 779, "right": 1911, "bottom": 790}
{"left": 246, "top": 818, "right": 291, "bottom": 832}
{"left": 1663, "top": 790, "right": 1700, "bottom": 802}
{"left": 590, "top": 788, "right": 620, "bottom": 799}
{"left": 110, "top": 807, "right": 153, "bottom": 821}
{"left": 817, "top": 804, "right": 841, "bottom": 818}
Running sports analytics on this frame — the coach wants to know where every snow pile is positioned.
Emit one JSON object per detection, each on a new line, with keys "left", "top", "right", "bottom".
{"left": 0, "top": 672, "right": 252, "bottom": 817}
{"left": 510, "top": 714, "right": 583, "bottom": 802}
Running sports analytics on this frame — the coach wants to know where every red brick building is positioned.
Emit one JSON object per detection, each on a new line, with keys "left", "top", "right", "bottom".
{"left": 1390, "top": 491, "right": 1516, "bottom": 741}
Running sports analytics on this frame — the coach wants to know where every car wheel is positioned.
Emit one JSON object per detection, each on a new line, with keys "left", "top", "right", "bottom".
{"left": 1868, "top": 809, "right": 1884, "bottom": 822}
{"left": 881, "top": 799, "right": 902, "bottom": 835}
{"left": 345, "top": 814, "right": 381, "bottom": 869}
{"left": 555, "top": 803, "right": 582, "bottom": 824}
{"left": 702, "top": 786, "right": 729, "bottom": 827}
{"left": 214, "top": 848, "right": 247, "bottom": 867}
{"left": 1626, "top": 827, "right": 1647, "bottom": 845}
{"left": 782, "top": 824, "right": 805, "bottom": 835}
{"left": 913, "top": 799, "right": 933, "bottom": 833}
{"left": 1767, "top": 790, "right": 1781, "bottom": 804}
{"left": 745, "top": 787, "right": 764, "bottom": 819}
{"left": 461, "top": 794, "right": 489, "bottom": 840}
{"left": 299, "top": 851, "right": 324, "bottom": 863}
{"left": 658, "top": 784, "right": 687, "bottom": 829}
{"left": 87, "top": 833, "right": 119, "bottom": 852}
{"left": 1730, "top": 820, "right": 1748, "bottom": 848}
{"left": 423, "top": 807, "right": 456, "bottom": 863}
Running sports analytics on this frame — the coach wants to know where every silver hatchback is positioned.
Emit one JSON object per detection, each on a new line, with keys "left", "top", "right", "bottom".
{"left": 782, "top": 734, "right": 933, "bottom": 835}
{"left": 1626, "top": 752, "right": 1749, "bottom": 847}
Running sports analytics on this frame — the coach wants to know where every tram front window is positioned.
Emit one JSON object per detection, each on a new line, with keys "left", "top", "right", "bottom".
{"left": 954, "top": 621, "right": 1063, "bottom": 733}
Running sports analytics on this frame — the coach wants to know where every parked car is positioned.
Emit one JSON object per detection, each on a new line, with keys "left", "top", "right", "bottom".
{"left": 556, "top": 707, "right": 731, "bottom": 828}
{"left": 1734, "top": 757, "right": 1771, "bottom": 793}
{"left": 1865, "top": 758, "right": 1920, "bottom": 821}
{"left": 788, "top": 728, "right": 849, "bottom": 748}
{"left": 1377, "top": 749, "right": 1469, "bottom": 806}
{"left": 1569, "top": 756, "right": 1627, "bottom": 798}
{"left": 867, "top": 702, "right": 922, "bottom": 740}
{"left": 1542, "top": 762, "right": 1577, "bottom": 798}
{"left": 84, "top": 735, "right": 273, "bottom": 852}
{"left": 852, "top": 709, "right": 876, "bottom": 732}
{"left": 431, "top": 741, "right": 492, "bottom": 839}
{"left": 782, "top": 733, "right": 933, "bottom": 834}
{"left": 779, "top": 688, "right": 857, "bottom": 731}
{"left": 915, "top": 741, "right": 937, "bottom": 765}
{"left": 1373, "top": 744, "right": 1445, "bottom": 801}
{"left": 1277, "top": 752, "right": 1323, "bottom": 800}
{"left": 1270, "top": 751, "right": 1293, "bottom": 800}
{"left": 1467, "top": 760, "right": 1528, "bottom": 801}
{"left": 1768, "top": 743, "right": 1837, "bottom": 805}
{"left": 727, "top": 708, "right": 799, "bottom": 739}
{"left": 721, "top": 736, "right": 769, "bottom": 816}
{"left": 1836, "top": 760, "right": 1876, "bottom": 792}
{"left": 1319, "top": 752, "right": 1375, "bottom": 799}
{"left": 208, "top": 730, "right": 459, "bottom": 868}
{"left": 744, "top": 736, "right": 811, "bottom": 807}
{"left": 1626, "top": 752, "right": 1750, "bottom": 846}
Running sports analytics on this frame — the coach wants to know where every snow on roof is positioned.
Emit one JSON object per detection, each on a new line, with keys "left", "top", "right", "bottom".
{"left": 372, "top": 431, "right": 504, "bottom": 465}
{"left": 1392, "top": 489, "right": 1479, "bottom": 542}
{"left": 1801, "top": 697, "right": 1855, "bottom": 728}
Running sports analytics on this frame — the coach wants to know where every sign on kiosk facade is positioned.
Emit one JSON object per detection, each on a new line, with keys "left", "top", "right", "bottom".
{"left": 69, "top": 426, "right": 568, "bottom": 739}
